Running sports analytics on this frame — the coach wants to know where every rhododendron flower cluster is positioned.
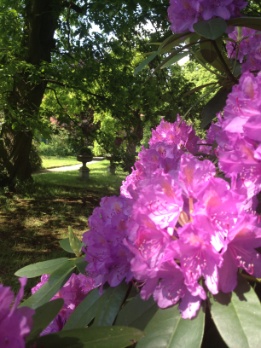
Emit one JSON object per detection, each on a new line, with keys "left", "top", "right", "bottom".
{"left": 83, "top": 110, "right": 261, "bottom": 319}
{"left": 0, "top": 278, "right": 34, "bottom": 347}
{"left": 83, "top": 196, "right": 134, "bottom": 287}
{"left": 32, "top": 273, "right": 94, "bottom": 334}
{"left": 168, "top": 0, "right": 247, "bottom": 33}
{"left": 226, "top": 27, "right": 261, "bottom": 73}
{"left": 208, "top": 71, "right": 261, "bottom": 200}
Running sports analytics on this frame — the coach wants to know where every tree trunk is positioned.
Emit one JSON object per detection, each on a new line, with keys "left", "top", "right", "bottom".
{"left": 0, "top": 0, "right": 61, "bottom": 187}
{"left": 0, "top": 126, "right": 33, "bottom": 186}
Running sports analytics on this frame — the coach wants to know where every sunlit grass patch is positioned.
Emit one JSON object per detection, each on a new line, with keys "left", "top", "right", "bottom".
{"left": 41, "top": 156, "right": 79, "bottom": 169}
{"left": 34, "top": 160, "right": 127, "bottom": 196}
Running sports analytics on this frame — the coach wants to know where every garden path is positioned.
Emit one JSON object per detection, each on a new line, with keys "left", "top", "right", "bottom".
{"left": 39, "top": 157, "right": 104, "bottom": 173}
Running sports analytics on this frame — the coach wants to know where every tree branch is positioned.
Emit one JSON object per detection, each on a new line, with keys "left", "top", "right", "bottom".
{"left": 44, "top": 79, "right": 108, "bottom": 101}
{"left": 62, "top": 1, "right": 84, "bottom": 14}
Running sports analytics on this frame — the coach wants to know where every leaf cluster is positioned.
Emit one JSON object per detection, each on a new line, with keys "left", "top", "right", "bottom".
{"left": 15, "top": 227, "right": 261, "bottom": 347}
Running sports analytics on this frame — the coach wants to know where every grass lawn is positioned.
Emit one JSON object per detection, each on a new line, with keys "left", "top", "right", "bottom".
{"left": 0, "top": 159, "right": 127, "bottom": 293}
{"left": 41, "top": 155, "right": 79, "bottom": 169}
{"left": 36, "top": 160, "right": 125, "bottom": 194}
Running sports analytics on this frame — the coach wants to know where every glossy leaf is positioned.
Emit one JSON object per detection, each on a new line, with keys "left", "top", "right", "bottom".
{"left": 210, "top": 276, "right": 261, "bottom": 348}
{"left": 26, "top": 299, "right": 64, "bottom": 342}
{"left": 59, "top": 238, "right": 74, "bottom": 254}
{"left": 73, "top": 256, "right": 88, "bottom": 274}
{"left": 115, "top": 295, "right": 157, "bottom": 330}
{"left": 93, "top": 283, "right": 129, "bottom": 327}
{"left": 227, "top": 16, "right": 261, "bottom": 31}
{"left": 197, "top": 43, "right": 226, "bottom": 74}
{"left": 201, "top": 86, "right": 231, "bottom": 128}
{"left": 15, "top": 258, "right": 69, "bottom": 278}
{"left": 27, "top": 326, "right": 144, "bottom": 348}
{"left": 20, "top": 261, "right": 75, "bottom": 309}
{"left": 158, "top": 31, "right": 192, "bottom": 54}
{"left": 63, "top": 288, "right": 101, "bottom": 330}
{"left": 136, "top": 305, "right": 205, "bottom": 348}
{"left": 68, "top": 226, "right": 82, "bottom": 257}
{"left": 160, "top": 52, "right": 188, "bottom": 69}
{"left": 194, "top": 18, "right": 227, "bottom": 40}
{"left": 199, "top": 39, "right": 231, "bottom": 75}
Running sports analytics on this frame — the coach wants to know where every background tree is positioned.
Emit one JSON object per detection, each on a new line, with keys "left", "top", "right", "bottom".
{"left": 0, "top": 0, "right": 170, "bottom": 188}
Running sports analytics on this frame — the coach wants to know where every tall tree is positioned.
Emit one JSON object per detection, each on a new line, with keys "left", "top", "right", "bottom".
{"left": 0, "top": 0, "right": 170, "bottom": 187}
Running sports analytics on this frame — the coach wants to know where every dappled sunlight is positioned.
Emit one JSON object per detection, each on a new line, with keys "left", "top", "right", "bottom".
{"left": 0, "top": 159, "right": 126, "bottom": 290}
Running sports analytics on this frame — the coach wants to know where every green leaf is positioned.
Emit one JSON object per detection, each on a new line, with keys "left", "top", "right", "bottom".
{"left": 199, "top": 38, "right": 231, "bottom": 74}
{"left": 27, "top": 326, "right": 144, "bottom": 348}
{"left": 136, "top": 305, "right": 205, "bottom": 348}
{"left": 73, "top": 256, "right": 87, "bottom": 274}
{"left": 134, "top": 52, "right": 158, "bottom": 76}
{"left": 201, "top": 86, "right": 231, "bottom": 128}
{"left": 68, "top": 226, "right": 82, "bottom": 257}
{"left": 20, "top": 261, "right": 75, "bottom": 309}
{"left": 115, "top": 295, "right": 158, "bottom": 330}
{"left": 59, "top": 238, "right": 74, "bottom": 254}
{"left": 63, "top": 288, "right": 101, "bottom": 330}
{"left": 26, "top": 299, "right": 64, "bottom": 342}
{"left": 210, "top": 276, "right": 261, "bottom": 348}
{"left": 158, "top": 31, "right": 192, "bottom": 54}
{"left": 227, "top": 17, "right": 261, "bottom": 31}
{"left": 15, "top": 258, "right": 69, "bottom": 278}
{"left": 194, "top": 18, "right": 227, "bottom": 40}
{"left": 93, "top": 283, "right": 129, "bottom": 326}
{"left": 159, "top": 52, "right": 188, "bottom": 69}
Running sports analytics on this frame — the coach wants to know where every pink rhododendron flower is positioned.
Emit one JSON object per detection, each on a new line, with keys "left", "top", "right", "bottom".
{"left": 83, "top": 115, "right": 261, "bottom": 319}
{"left": 218, "top": 214, "right": 261, "bottom": 292}
{"left": 0, "top": 278, "right": 34, "bottom": 347}
{"left": 149, "top": 116, "right": 200, "bottom": 154}
{"left": 121, "top": 117, "right": 200, "bottom": 199}
{"left": 83, "top": 195, "right": 134, "bottom": 287}
{"left": 168, "top": 0, "right": 247, "bottom": 34}
{"left": 226, "top": 27, "right": 261, "bottom": 72}
{"left": 212, "top": 72, "right": 261, "bottom": 198}
{"left": 226, "top": 27, "right": 257, "bottom": 63}
{"left": 31, "top": 273, "right": 95, "bottom": 334}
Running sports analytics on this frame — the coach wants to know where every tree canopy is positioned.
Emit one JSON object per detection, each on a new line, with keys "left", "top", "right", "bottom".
{"left": 0, "top": 0, "right": 204, "bottom": 186}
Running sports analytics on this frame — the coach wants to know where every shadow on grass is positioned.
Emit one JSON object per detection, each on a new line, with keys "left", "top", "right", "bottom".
{"left": 0, "top": 160, "right": 128, "bottom": 291}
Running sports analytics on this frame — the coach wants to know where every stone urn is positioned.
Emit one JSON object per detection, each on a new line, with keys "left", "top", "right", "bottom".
{"left": 77, "top": 150, "right": 93, "bottom": 179}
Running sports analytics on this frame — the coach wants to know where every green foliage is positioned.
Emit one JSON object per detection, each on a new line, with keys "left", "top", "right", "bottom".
{"left": 30, "top": 144, "right": 42, "bottom": 172}
{"left": 63, "top": 289, "right": 101, "bottom": 330}
{"left": 38, "top": 129, "right": 75, "bottom": 157}
{"left": 20, "top": 261, "right": 75, "bottom": 309}
{"left": 16, "top": 243, "right": 261, "bottom": 348}
{"left": 28, "top": 326, "right": 144, "bottom": 348}
{"left": 210, "top": 276, "right": 261, "bottom": 348}
{"left": 26, "top": 299, "right": 64, "bottom": 343}
{"left": 193, "top": 18, "right": 227, "bottom": 40}
{"left": 134, "top": 12, "right": 261, "bottom": 128}
{"left": 0, "top": 0, "right": 172, "bottom": 184}
{"left": 68, "top": 226, "right": 83, "bottom": 257}
{"left": 15, "top": 258, "right": 70, "bottom": 278}
{"left": 136, "top": 306, "right": 205, "bottom": 348}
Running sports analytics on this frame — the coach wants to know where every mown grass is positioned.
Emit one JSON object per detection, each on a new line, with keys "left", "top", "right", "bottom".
{"left": 0, "top": 159, "right": 127, "bottom": 293}
{"left": 36, "top": 160, "right": 125, "bottom": 194}
{"left": 41, "top": 155, "right": 79, "bottom": 169}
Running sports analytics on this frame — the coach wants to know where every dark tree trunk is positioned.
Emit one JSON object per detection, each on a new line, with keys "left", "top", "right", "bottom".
{"left": 0, "top": 0, "right": 62, "bottom": 187}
